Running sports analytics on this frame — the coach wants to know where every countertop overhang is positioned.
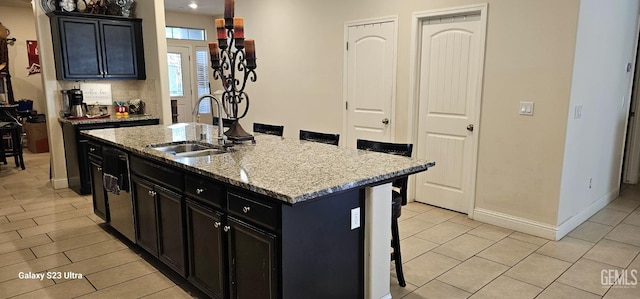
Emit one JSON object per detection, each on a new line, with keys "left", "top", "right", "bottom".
{"left": 58, "top": 114, "right": 160, "bottom": 125}
{"left": 82, "top": 123, "right": 434, "bottom": 204}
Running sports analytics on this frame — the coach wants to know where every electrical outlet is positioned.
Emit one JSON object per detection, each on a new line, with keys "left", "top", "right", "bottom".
{"left": 574, "top": 105, "right": 583, "bottom": 119}
{"left": 351, "top": 207, "right": 360, "bottom": 230}
{"left": 519, "top": 101, "right": 534, "bottom": 116}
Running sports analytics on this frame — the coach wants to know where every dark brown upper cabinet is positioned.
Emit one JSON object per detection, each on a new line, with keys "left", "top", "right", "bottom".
{"left": 48, "top": 12, "right": 146, "bottom": 80}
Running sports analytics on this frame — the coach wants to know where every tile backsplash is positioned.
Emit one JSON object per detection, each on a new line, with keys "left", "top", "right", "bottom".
{"left": 59, "top": 80, "right": 159, "bottom": 116}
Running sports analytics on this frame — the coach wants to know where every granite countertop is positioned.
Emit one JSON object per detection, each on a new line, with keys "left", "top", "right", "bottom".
{"left": 83, "top": 123, "right": 434, "bottom": 204}
{"left": 58, "top": 114, "right": 159, "bottom": 125}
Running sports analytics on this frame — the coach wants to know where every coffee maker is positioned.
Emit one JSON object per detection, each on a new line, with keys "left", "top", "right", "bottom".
{"left": 61, "top": 89, "right": 87, "bottom": 118}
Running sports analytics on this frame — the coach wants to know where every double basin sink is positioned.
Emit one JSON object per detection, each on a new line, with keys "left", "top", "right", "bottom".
{"left": 147, "top": 141, "right": 232, "bottom": 158}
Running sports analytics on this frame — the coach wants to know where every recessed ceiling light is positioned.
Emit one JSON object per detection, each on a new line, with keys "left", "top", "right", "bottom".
{"left": 188, "top": 3, "right": 198, "bottom": 9}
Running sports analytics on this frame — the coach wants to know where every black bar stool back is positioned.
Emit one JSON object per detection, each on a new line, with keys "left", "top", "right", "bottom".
{"left": 356, "top": 139, "right": 412, "bottom": 287}
{"left": 253, "top": 122, "right": 284, "bottom": 136}
{"left": 299, "top": 130, "right": 340, "bottom": 146}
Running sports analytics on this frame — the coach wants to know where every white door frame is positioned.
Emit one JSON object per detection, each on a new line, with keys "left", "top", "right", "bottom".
{"left": 168, "top": 45, "right": 194, "bottom": 122}
{"left": 407, "top": 4, "right": 488, "bottom": 218}
{"left": 342, "top": 16, "right": 399, "bottom": 147}
{"left": 622, "top": 13, "right": 640, "bottom": 185}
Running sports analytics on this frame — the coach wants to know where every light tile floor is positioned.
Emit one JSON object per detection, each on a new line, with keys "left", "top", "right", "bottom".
{"left": 1, "top": 152, "right": 640, "bottom": 298}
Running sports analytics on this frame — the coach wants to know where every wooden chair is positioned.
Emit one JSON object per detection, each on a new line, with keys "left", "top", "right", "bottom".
{"left": 356, "top": 139, "right": 412, "bottom": 287}
{"left": 299, "top": 130, "right": 340, "bottom": 146}
{"left": 0, "top": 122, "right": 25, "bottom": 170}
{"left": 253, "top": 122, "right": 284, "bottom": 136}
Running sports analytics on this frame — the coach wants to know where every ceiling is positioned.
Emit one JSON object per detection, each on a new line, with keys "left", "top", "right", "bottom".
{"left": 0, "top": 0, "right": 222, "bottom": 16}
{"left": 163, "top": 0, "right": 223, "bottom": 16}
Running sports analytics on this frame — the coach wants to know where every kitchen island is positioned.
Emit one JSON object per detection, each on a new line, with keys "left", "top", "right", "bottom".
{"left": 83, "top": 122, "right": 434, "bottom": 299}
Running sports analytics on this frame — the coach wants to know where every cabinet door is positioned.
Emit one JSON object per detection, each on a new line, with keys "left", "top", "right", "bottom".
{"left": 132, "top": 177, "right": 158, "bottom": 255}
{"left": 101, "top": 20, "right": 142, "bottom": 79}
{"left": 228, "top": 217, "right": 277, "bottom": 299}
{"left": 186, "top": 200, "right": 225, "bottom": 299}
{"left": 89, "top": 158, "right": 108, "bottom": 221}
{"left": 55, "top": 17, "right": 103, "bottom": 80}
{"left": 156, "top": 186, "right": 186, "bottom": 277}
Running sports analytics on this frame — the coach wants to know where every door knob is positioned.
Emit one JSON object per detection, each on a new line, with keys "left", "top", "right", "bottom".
{"left": 467, "top": 124, "right": 474, "bottom": 132}
{"left": 382, "top": 118, "right": 389, "bottom": 125}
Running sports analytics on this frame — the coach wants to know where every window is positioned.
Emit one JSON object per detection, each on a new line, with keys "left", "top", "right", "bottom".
{"left": 166, "top": 27, "right": 206, "bottom": 41}
{"left": 195, "top": 48, "right": 211, "bottom": 113}
{"left": 167, "top": 52, "right": 183, "bottom": 97}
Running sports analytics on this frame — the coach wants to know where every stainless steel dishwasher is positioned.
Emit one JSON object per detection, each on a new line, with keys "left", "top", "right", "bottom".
{"left": 103, "top": 147, "right": 136, "bottom": 242}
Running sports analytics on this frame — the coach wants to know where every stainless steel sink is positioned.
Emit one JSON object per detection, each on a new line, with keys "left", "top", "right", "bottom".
{"left": 150, "top": 143, "right": 212, "bottom": 154}
{"left": 147, "top": 141, "right": 232, "bottom": 157}
{"left": 174, "top": 148, "right": 228, "bottom": 157}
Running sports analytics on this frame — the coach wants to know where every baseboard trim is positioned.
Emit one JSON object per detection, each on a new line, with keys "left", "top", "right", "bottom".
{"left": 472, "top": 208, "right": 558, "bottom": 240}
{"left": 473, "top": 188, "right": 620, "bottom": 240}
{"left": 555, "top": 188, "right": 619, "bottom": 240}
{"left": 51, "top": 178, "right": 68, "bottom": 189}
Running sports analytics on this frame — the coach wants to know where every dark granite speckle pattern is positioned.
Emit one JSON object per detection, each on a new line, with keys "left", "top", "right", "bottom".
{"left": 58, "top": 114, "right": 159, "bottom": 125}
{"left": 83, "top": 123, "right": 435, "bottom": 204}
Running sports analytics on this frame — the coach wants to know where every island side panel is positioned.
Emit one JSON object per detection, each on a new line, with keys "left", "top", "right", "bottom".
{"left": 280, "top": 189, "right": 364, "bottom": 299}
{"left": 365, "top": 183, "right": 392, "bottom": 299}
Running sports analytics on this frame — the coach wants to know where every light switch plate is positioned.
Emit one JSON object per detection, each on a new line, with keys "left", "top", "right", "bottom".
{"left": 519, "top": 101, "right": 534, "bottom": 116}
{"left": 574, "top": 105, "right": 583, "bottom": 119}
{"left": 351, "top": 207, "right": 360, "bottom": 230}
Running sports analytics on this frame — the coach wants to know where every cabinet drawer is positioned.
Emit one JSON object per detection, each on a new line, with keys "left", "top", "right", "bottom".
{"left": 185, "top": 174, "right": 224, "bottom": 208}
{"left": 87, "top": 142, "right": 102, "bottom": 159}
{"left": 130, "top": 155, "right": 184, "bottom": 192}
{"left": 228, "top": 191, "right": 277, "bottom": 230}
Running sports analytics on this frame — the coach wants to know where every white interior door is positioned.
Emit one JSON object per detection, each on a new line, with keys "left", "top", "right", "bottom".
{"left": 414, "top": 13, "right": 484, "bottom": 213}
{"left": 345, "top": 20, "right": 397, "bottom": 148}
{"left": 168, "top": 46, "right": 193, "bottom": 123}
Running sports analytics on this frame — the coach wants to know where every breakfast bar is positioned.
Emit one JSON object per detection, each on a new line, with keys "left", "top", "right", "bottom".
{"left": 83, "top": 122, "right": 434, "bottom": 299}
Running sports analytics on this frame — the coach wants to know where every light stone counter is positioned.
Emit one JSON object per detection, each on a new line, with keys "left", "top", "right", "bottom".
{"left": 59, "top": 114, "right": 160, "bottom": 125}
{"left": 83, "top": 122, "right": 434, "bottom": 204}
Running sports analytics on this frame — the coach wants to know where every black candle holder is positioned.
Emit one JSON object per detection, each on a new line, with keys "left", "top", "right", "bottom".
{"left": 210, "top": 23, "right": 257, "bottom": 143}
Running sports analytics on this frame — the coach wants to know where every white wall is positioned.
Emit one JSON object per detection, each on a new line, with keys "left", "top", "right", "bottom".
{"left": 0, "top": 6, "right": 45, "bottom": 112}
{"left": 558, "top": 0, "right": 640, "bottom": 234}
{"left": 235, "top": 0, "right": 579, "bottom": 232}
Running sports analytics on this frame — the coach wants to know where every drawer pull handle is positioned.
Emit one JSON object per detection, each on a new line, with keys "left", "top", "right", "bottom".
{"left": 148, "top": 190, "right": 156, "bottom": 196}
{"left": 214, "top": 222, "right": 221, "bottom": 228}
{"left": 242, "top": 206, "right": 251, "bottom": 213}
{"left": 97, "top": 167, "right": 102, "bottom": 171}
{"left": 223, "top": 225, "right": 230, "bottom": 232}
{"left": 90, "top": 148, "right": 96, "bottom": 152}
{"left": 196, "top": 188, "right": 204, "bottom": 194}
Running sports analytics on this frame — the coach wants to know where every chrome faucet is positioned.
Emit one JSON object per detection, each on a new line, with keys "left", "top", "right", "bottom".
{"left": 193, "top": 94, "right": 226, "bottom": 145}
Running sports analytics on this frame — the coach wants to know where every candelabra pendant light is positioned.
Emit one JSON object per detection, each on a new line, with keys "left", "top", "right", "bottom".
{"left": 209, "top": 0, "right": 257, "bottom": 143}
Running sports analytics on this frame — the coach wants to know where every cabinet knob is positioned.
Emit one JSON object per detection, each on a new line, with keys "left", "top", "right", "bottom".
{"left": 214, "top": 222, "right": 221, "bottom": 228}
{"left": 148, "top": 190, "right": 156, "bottom": 196}
{"left": 97, "top": 167, "right": 102, "bottom": 171}
{"left": 90, "top": 148, "right": 96, "bottom": 152}
{"left": 196, "top": 188, "right": 205, "bottom": 194}
{"left": 242, "top": 206, "right": 251, "bottom": 213}
{"left": 223, "top": 225, "right": 230, "bottom": 232}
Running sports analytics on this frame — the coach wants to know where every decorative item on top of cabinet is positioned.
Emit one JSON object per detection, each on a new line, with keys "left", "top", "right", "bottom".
{"left": 60, "top": 0, "right": 76, "bottom": 12}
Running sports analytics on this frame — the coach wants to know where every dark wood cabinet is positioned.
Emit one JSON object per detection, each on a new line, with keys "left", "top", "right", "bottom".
{"left": 62, "top": 118, "right": 159, "bottom": 195}
{"left": 228, "top": 217, "right": 277, "bottom": 299}
{"left": 186, "top": 199, "right": 226, "bottom": 299}
{"left": 156, "top": 186, "right": 186, "bottom": 275}
{"left": 132, "top": 177, "right": 158, "bottom": 255}
{"left": 49, "top": 11, "right": 145, "bottom": 80}
{"left": 97, "top": 153, "right": 363, "bottom": 299}
{"left": 132, "top": 175, "right": 187, "bottom": 277}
